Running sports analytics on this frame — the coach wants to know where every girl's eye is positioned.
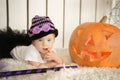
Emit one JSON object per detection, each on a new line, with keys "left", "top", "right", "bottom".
{"left": 38, "top": 39, "right": 42, "bottom": 41}
{"left": 48, "top": 39, "right": 51, "bottom": 42}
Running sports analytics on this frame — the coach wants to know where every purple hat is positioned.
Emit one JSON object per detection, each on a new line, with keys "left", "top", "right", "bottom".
{"left": 28, "top": 15, "right": 58, "bottom": 40}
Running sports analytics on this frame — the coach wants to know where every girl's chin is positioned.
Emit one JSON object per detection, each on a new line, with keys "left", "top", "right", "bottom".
{"left": 41, "top": 51, "right": 48, "bottom": 54}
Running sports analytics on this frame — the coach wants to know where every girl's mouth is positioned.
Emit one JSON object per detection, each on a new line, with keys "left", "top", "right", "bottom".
{"left": 43, "top": 48, "right": 48, "bottom": 51}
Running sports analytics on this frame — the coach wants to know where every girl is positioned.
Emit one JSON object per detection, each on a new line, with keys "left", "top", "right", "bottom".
{"left": 0, "top": 15, "right": 63, "bottom": 68}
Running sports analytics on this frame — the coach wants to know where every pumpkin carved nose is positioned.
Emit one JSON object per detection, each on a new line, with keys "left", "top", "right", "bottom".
{"left": 85, "top": 36, "right": 95, "bottom": 46}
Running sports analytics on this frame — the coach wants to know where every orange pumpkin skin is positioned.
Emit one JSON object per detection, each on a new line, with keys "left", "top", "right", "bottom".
{"left": 69, "top": 22, "right": 120, "bottom": 68}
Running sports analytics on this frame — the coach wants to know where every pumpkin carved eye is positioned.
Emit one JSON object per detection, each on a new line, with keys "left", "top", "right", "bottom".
{"left": 103, "top": 30, "right": 113, "bottom": 40}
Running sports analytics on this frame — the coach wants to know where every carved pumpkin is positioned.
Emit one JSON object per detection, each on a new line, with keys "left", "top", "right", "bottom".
{"left": 69, "top": 17, "right": 120, "bottom": 68}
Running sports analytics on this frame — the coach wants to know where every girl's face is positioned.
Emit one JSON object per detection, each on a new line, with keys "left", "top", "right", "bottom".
{"left": 32, "top": 34, "right": 55, "bottom": 54}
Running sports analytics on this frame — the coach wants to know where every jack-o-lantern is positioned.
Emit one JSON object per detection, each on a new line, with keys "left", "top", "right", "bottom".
{"left": 69, "top": 16, "right": 120, "bottom": 68}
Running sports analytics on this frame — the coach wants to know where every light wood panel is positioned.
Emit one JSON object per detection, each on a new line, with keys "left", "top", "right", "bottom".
{"left": 9, "top": 0, "right": 27, "bottom": 30}
{"left": 64, "top": 0, "right": 80, "bottom": 48}
{"left": 81, "top": 0, "right": 96, "bottom": 23}
{"left": 96, "top": 0, "right": 112, "bottom": 22}
{"left": 0, "top": 0, "right": 7, "bottom": 29}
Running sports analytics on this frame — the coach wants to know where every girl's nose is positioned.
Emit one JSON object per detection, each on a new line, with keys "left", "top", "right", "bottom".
{"left": 43, "top": 41, "right": 48, "bottom": 47}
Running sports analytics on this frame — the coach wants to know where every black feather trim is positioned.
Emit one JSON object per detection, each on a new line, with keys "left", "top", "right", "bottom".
{"left": 0, "top": 27, "right": 31, "bottom": 58}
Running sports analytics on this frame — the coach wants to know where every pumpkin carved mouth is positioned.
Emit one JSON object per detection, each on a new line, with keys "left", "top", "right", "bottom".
{"left": 79, "top": 50, "right": 111, "bottom": 62}
{"left": 72, "top": 46, "right": 111, "bottom": 62}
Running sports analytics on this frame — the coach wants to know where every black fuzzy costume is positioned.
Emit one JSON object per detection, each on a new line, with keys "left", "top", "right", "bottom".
{"left": 0, "top": 27, "right": 31, "bottom": 59}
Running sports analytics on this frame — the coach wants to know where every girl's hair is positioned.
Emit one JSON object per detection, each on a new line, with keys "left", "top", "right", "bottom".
{"left": 0, "top": 27, "right": 31, "bottom": 58}
{"left": 28, "top": 15, "right": 58, "bottom": 41}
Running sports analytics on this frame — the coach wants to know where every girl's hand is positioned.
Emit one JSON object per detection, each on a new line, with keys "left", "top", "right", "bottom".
{"left": 44, "top": 49, "right": 63, "bottom": 64}
{"left": 44, "top": 49, "right": 57, "bottom": 61}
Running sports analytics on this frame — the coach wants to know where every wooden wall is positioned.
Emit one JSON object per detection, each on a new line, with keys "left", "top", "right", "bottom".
{"left": 0, "top": 0, "right": 112, "bottom": 48}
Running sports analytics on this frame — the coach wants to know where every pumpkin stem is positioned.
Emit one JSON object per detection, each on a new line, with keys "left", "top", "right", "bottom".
{"left": 99, "top": 16, "right": 107, "bottom": 23}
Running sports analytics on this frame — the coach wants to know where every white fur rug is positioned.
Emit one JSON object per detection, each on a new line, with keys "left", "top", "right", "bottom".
{"left": 0, "top": 48, "right": 120, "bottom": 80}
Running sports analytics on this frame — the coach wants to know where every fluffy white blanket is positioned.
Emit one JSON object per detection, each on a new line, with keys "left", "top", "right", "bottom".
{"left": 0, "top": 48, "right": 120, "bottom": 80}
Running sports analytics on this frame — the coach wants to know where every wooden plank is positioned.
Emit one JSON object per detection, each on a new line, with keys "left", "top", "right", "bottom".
{"left": 47, "top": 0, "right": 63, "bottom": 48}
{"left": 0, "top": 0, "right": 7, "bottom": 29}
{"left": 96, "top": 0, "right": 112, "bottom": 22}
{"left": 9, "top": 0, "right": 27, "bottom": 30}
{"left": 64, "top": 0, "right": 80, "bottom": 48}
{"left": 81, "top": 0, "right": 96, "bottom": 23}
